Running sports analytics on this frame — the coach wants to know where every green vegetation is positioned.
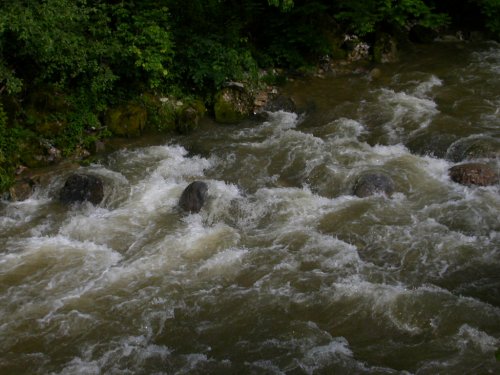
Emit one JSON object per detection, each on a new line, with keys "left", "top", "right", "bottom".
{"left": 335, "top": 0, "right": 450, "bottom": 36}
{"left": 1, "top": 0, "right": 499, "bottom": 192}
{"left": 477, "top": 0, "right": 500, "bottom": 35}
{"left": 0, "top": 102, "right": 12, "bottom": 191}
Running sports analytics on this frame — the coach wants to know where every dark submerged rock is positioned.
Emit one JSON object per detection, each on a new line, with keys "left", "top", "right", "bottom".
{"left": 60, "top": 173, "right": 104, "bottom": 204}
{"left": 406, "top": 132, "right": 457, "bottom": 159}
{"left": 353, "top": 172, "right": 395, "bottom": 198}
{"left": 446, "top": 136, "right": 500, "bottom": 162}
{"left": 263, "top": 94, "right": 297, "bottom": 113}
{"left": 179, "top": 181, "right": 208, "bottom": 213}
{"left": 448, "top": 163, "right": 498, "bottom": 186}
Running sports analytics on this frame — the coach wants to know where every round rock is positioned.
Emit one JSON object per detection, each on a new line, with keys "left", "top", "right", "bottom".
{"left": 353, "top": 172, "right": 395, "bottom": 198}
{"left": 448, "top": 163, "right": 498, "bottom": 186}
{"left": 60, "top": 173, "right": 104, "bottom": 204}
{"left": 179, "top": 181, "right": 208, "bottom": 213}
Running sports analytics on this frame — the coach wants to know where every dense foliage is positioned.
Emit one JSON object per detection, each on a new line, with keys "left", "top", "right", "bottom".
{"left": 1, "top": 0, "right": 499, "bottom": 192}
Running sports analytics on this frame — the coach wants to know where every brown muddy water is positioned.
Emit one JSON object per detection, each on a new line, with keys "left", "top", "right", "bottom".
{"left": 1, "top": 41, "right": 500, "bottom": 374}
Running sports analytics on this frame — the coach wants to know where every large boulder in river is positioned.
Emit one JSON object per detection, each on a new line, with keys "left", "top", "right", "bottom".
{"left": 214, "top": 83, "right": 253, "bottom": 124}
{"left": 448, "top": 163, "right": 498, "bottom": 186}
{"left": 60, "top": 173, "right": 104, "bottom": 204}
{"left": 353, "top": 172, "right": 395, "bottom": 197}
{"left": 179, "top": 181, "right": 208, "bottom": 213}
{"left": 446, "top": 136, "right": 500, "bottom": 162}
{"left": 406, "top": 132, "right": 457, "bottom": 159}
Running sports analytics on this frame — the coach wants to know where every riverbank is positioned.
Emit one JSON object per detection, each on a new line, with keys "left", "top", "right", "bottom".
{"left": 0, "top": 19, "right": 496, "bottom": 200}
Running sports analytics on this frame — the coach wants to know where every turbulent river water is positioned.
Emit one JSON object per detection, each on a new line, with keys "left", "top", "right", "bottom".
{"left": 1, "top": 41, "right": 500, "bottom": 374}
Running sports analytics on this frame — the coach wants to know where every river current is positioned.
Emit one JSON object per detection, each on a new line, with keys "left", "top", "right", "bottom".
{"left": 1, "top": 42, "right": 499, "bottom": 374}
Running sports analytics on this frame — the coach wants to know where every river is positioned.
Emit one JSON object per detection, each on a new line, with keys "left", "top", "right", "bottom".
{"left": 1, "top": 41, "right": 499, "bottom": 374}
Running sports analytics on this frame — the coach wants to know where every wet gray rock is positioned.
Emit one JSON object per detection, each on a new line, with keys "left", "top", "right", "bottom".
{"left": 59, "top": 173, "right": 104, "bottom": 204}
{"left": 353, "top": 172, "right": 395, "bottom": 197}
{"left": 448, "top": 163, "right": 498, "bottom": 186}
{"left": 179, "top": 181, "right": 208, "bottom": 213}
{"left": 263, "top": 94, "right": 297, "bottom": 113}
{"left": 406, "top": 132, "right": 457, "bottom": 159}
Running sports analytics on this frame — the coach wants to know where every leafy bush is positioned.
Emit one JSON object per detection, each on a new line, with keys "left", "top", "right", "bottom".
{"left": 257, "top": 1, "right": 333, "bottom": 68}
{"left": 0, "top": 0, "right": 174, "bottom": 157}
{"left": 0, "top": 102, "right": 17, "bottom": 190}
{"left": 335, "top": 0, "right": 449, "bottom": 35}
{"left": 476, "top": 0, "right": 500, "bottom": 36}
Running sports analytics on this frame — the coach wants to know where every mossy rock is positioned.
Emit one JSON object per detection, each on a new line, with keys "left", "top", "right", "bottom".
{"left": 106, "top": 103, "right": 147, "bottom": 137}
{"left": 373, "top": 33, "right": 398, "bottom": 63}
{"left": 214, "top": 86, "right": 253, "bottom": 124}
{"left": 176, "top": 100, "right": 206, "bottom": 134}
{"left": 141, "top": 94, "right": 175, "bottom": 133}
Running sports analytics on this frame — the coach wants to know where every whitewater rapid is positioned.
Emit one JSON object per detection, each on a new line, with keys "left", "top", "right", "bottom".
{"left": 1, "top": 41, "right": 500, "bottom": 374}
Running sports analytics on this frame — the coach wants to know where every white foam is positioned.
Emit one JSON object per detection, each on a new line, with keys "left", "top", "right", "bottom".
{"left": 299, "top": 338, "right": 353, "bottom": 374}
{"left": 197, "top": 247, "right": 248, "bottom": 277}
{"left": 57, "top": 335, "right": 171, "bottom": 375}
{"left": 331, "top": 118, "right": 367, "bottom": 139}
{"left": 0, "top": 235, "right": 122, "bottom": 330}
{"left": 242, "top": 186, "right": 333, "bottom": 233}
{"left": 1, "top": 235, "right": 121, "bottom": 269}
{"left": 456, "top": 324, "right": 499, "bottom": 353}
{"left": 203, "top": 179, "right": 242, "bottom": 225}
{"left": 377, "top": 85, "right": 440, "bottom": 143}
{"left": 413, "top": 75, "right": 443, "bottom": 98}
